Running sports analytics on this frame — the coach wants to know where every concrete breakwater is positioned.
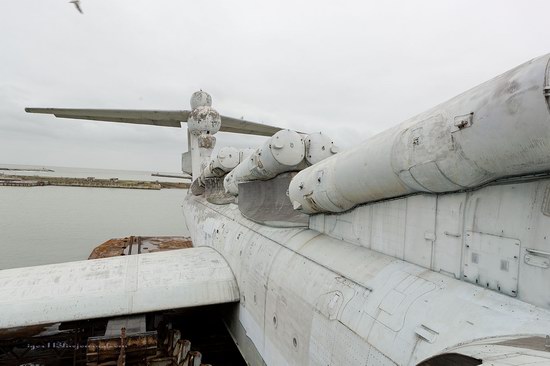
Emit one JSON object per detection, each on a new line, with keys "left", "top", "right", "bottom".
{"left": 0, "top": 179, "right": 46, "bottom": 187}
{"left": 0, "top": 174, "right": 189, "bottom": 190}
{"left": 0, "top": 167, "right": 54, "bottom": 172}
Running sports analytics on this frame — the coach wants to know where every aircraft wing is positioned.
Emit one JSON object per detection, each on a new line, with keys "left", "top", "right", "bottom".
{"left": 25, "top": 108, "right": 283, "bottom": 136}
{"left": 0, "top": 247, "right": 239, "bottom": 329}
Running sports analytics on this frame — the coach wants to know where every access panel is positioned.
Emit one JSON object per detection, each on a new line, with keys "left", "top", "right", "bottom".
{"left": 462, "top": 231, "right": 520, "bottom": 297}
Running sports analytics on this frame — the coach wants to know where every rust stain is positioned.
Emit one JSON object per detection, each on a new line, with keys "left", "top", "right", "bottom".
{"left": 148, "top": 240, "right": 193, "bottom": 252}
{"left": 87, "top": 333, "right": 156, "bottom": 352}
{"left": 87, "top": 331, "right": 157, "bottom": 364}
{"left": 88, "top": 236, "right": 193, "bottom": 259}
{"left": 198, "top": 134, "right": 216, "bottom": 149}
{"left": 88, "top": 237, "right": 131, "bottom": 259}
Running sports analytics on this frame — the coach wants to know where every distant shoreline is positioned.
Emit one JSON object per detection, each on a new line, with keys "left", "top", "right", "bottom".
{"left": 0, "top": 174, "right": 189, "bottom": 190}
{"left": 0, "top": 167, "right": 54, "bottom": 172}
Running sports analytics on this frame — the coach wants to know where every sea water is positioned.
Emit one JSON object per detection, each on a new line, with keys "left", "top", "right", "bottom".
{"left": 0, "top": 165, "right": 189, "bottom": 269}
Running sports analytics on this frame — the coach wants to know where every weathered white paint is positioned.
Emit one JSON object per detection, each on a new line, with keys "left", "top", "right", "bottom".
{"left": 311, "top": 178, "right": 550, "bottom": 310}
{"left": 289, "top": 54, "right": 550, "bottom": 213}
{"left": 224, "top": 129, "right": 305, "bottom": 195}
{"left": 0, "top": 247, "right": 239, "bottom": 329}
{"left": 201, "top": 147, "right": 240, "bottom": 181}
{"left": 187, "top": 101, "right": 221, "bottom": 180}
{"left": 303, "top": 132, "right": 338, "bottom": 165}
{"left": 20, "top": 55, "right": 550, "bottom": 366}
{"left": 190, "top": 90, "right": 212, "bottom": 110}
{"left": 183, "top": 185, "right": 550, "bottom": 365}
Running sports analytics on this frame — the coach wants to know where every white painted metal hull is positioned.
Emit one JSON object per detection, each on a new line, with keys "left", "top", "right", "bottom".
{"left": 19, "top": 53, "right": 550, "bottom": 365}
{"left": 289, "top": 54, "right": 550, "bottom": 214}
{"left": 183, "top": 176, "right": 550, "bottom": 365}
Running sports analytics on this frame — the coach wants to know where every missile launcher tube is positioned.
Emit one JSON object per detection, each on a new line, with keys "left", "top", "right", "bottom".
{"left": 304, "top": 132, "right": 339, "bottom": 165}
{"left": 201, "top": 147, "right": 240, "bottom": 179}
{"left": 224, "top": 130, "right": 305, "bottom": 195}
{"left": 238, "top": 148, "right": 255, "bottom": 162}
{"left": 289, "top": 54, "right": 550, "bottom": 213}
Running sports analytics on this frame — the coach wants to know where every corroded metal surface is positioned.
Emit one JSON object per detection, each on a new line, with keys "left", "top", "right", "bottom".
{"left": 188, "top": 107, "right": 221, "bottom": 136}
{"left": 237, "top": 173, "right": 308, "bottom": 227}
{"left": 88, "top": 237, "right": 130, "bottom": 259}
{"left": 198, "top": 134, "right": 216, "bottom": 149}
{"left": 0, "top": 308, "right": 246, "bottom": 365}
{"left": 190, "top": 178, "right": 205, "bottom": 196}
{"left": 204, "top": 178, "right": 235, "bottom": 205}
{"left": 88, "top": 236, "right": 193, "bottom": 259}
{"left": 86, "top": 330, "right": 157, "bottom": 364}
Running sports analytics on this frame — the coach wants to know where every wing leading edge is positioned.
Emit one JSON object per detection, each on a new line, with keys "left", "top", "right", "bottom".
{"left": 0, "top": 247, "right": 239, "bottom": 329}
{"left": 25, "top": 107, "right": 282, "bottom": 137}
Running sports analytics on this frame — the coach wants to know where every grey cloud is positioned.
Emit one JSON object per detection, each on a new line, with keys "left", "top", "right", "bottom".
{"left": 0, "top": 0, "right": 548, "bottom": 171}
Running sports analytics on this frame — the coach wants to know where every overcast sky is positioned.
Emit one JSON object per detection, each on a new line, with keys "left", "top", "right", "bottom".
{"left": 0, "top": 1, "right": 548, "bottom": 172}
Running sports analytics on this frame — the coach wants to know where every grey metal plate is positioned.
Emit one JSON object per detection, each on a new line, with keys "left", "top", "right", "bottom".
{"left": 463, "top": 231, "right": 520, "bottom": 296}
{"left": 238, "top": 173, "right": 309, "bottom": 227}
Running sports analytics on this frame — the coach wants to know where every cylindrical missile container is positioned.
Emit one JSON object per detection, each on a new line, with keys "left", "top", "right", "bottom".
{"left": 224, "top": 129, "right": 305, "bottom": 195}
{"left": 304, "top": 132, "right": 339, "bottom": 165}
{"left": 239, "top": 148, "right": 256, "bottom": 162}
{"left": 289, "top": 54, "right": 550, "bottom": 214}
{"left": 201, "top": 147, "right": 240, "bottom": 179}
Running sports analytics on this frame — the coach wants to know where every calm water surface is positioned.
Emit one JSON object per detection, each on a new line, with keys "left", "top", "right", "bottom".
{"left": 0, "top": 163, "right": 184, "bottom": 182}
{"left": 0, "top": 165, "right": 189, "bottom": 269}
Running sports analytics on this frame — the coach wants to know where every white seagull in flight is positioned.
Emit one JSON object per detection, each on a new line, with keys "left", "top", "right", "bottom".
{"left": 69, "top": 0, "right": 83, "bottom": 14}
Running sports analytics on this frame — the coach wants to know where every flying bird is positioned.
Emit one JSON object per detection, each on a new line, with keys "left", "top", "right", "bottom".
{"left": 69, "top": 0, "right": 83, "bottom": 14}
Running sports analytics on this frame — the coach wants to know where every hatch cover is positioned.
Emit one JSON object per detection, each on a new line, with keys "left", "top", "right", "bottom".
{"left": 462, "top": 231, "right": 520, "bottom": 297}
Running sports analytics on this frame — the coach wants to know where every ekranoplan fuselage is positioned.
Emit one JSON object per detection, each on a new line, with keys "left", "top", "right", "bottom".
{"left": 16, "top": 53, "right": 550, "bottom": 365}
{"left": 184, "top": 54, "right": 550, "bottom": 365}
